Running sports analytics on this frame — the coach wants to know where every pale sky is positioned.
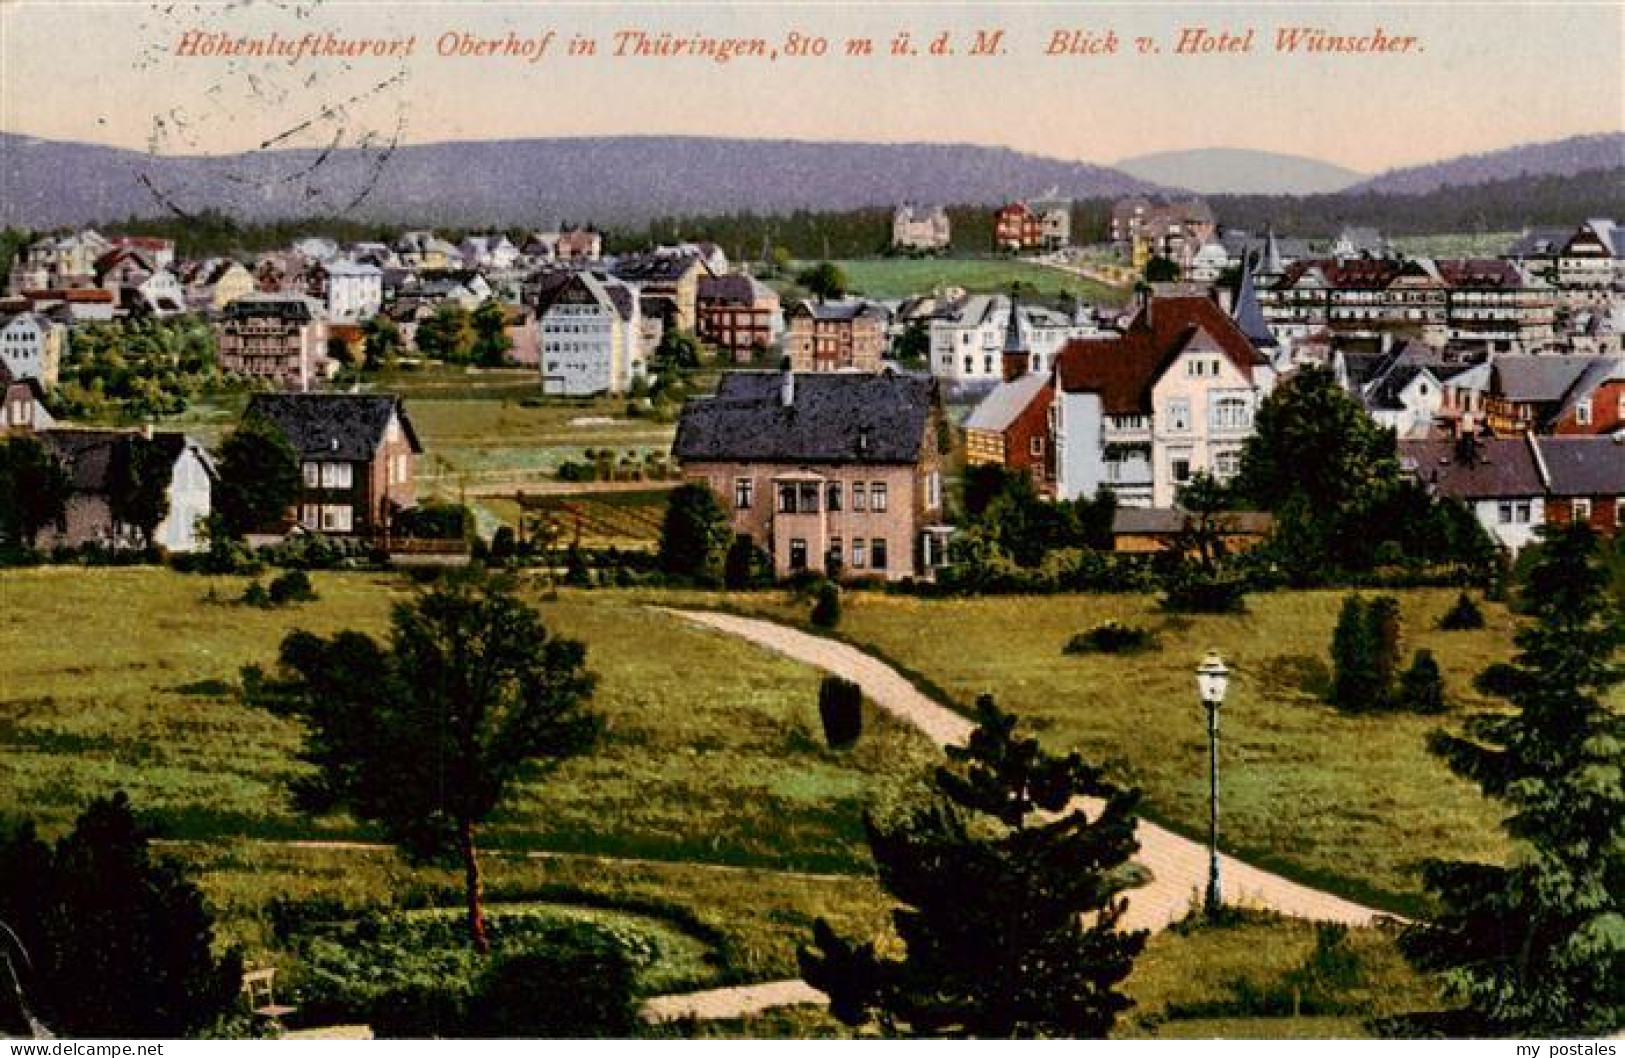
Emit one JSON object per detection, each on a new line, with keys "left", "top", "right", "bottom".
{"left": 1, "top": 0, "right": 1621, "bottom": 173}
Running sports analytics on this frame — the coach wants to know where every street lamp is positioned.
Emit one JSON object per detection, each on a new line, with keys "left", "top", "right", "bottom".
{"left": 1196, "top": 650, "right": 1230, "bottom": 917}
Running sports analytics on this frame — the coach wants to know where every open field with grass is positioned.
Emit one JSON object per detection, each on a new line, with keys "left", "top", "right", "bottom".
{"left": 1388, "top": 232, "right": 1521, "bottom": 259}
{"left": 491, "top": 488, "right": 672, "bottom": 550}
{"left": 808, "top": 257, "right": 1129, "bottom": 304}
{"left": 637, "top": 587, "right": 1574, "bottom": 911}
{"left": 0, "top": 569, "right": 937, "bottom": 872}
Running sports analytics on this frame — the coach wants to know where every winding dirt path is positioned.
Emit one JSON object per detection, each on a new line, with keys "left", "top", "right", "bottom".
{"left": 639, "top": 608, "right": 1396, "bottom": 1024}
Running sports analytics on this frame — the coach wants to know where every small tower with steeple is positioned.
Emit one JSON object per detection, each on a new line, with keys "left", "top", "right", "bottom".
{"left": 1001, "top": 285, "right": 1031, "bottom": 382}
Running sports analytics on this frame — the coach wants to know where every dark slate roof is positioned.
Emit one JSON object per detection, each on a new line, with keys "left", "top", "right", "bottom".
{"left": 1535, "top": 437, "right": 1625, "bottom": 496}
{"left": 245, "top": 393, "right": 422, "bottom": 461}
{"left": 38, "top": 429, "right": 192, "bottom": 492}
{"left": 790, "top": 298, "right": 890, "bottom": 322}
{"left": 224, "top": 294, "right": 316, "bottom": 322}
{"left": 611, "top": 252, "right": 705, "bottom": 284}
{"left": 1399, "top": 438, "right": 1544, "bottom": 499}
{"left": 1492, "top": 355, "right": 1607, "bottom": 404}
{"left": 1503, "top": 227, "right": 1572, "bottom": 258}
{"left": 674, "top": 371, "right": 937, "bottom": 465}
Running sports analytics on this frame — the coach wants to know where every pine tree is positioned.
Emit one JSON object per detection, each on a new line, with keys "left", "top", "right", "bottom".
{"left": 799, "top": 696, "right": 1148, "bottom": 1038}
{"left": 1331, "top": 596, "right": 1383, "bottom": 711}
{"left": 1401, "top": 522, "right": 1624, "bottom": 1036}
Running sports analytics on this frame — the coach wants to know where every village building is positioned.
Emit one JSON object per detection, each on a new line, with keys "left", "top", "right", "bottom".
{"left": 243, "top": 393, "right": 421, "bottom": 540}
{"left": 785, "top": 298, "right": 890, "bottom": 373}
{"left": 35, "top": 427, "right": 214, "bottom": 552}
{"left": 532, "top": 271, "right": 645, "bottom": 395}
{"left": 611, "top": 250, "right": 711, "bottom": 333}
{"left": 674, "top": 368, "right": 951, "bottom": 580}
{"left": 891, "top": 204, "right": 951, "bottom": 252}
{"left": 696, "top": 274, "right": 783, "bottom": 361}
{"left": 320, "top": 259, "right": 384, "bottom": 323}
{"left": 0, "top": 361, "right": 53, "bottom": 432}
{"left": 0, "top": 311, "right": 65, "bottom": 388}
{"left": 215, "top": 294, "right": 333, "bottom": 391}
{"left": 1483, "top": 354, "right": 1622, "bottom": 436}
{"left": 1053, "top": 294, "right": 1275, "bottom": 508}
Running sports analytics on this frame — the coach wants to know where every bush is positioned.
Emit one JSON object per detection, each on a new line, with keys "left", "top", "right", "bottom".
{"left": 1160, "top": 568, "right": 1248, "bottom": 614}
{"left": 267, "top": 569, "right": 317, "bottom": 605}
{"left": 490, "top": 526, "right": 517, "bottom": 560}
{"left": 1329, "top": 595, "right": 1406, "bottom": 712}
{"left": 817, "top": 676, "right": 863, "bottom": 748}
{"left": 1064, "top": 621, "right": 1158, "bottom": 655}
{"left": 723, "top": 535, "right": 772, "bottom": 590}
{"left": 395, "top": 502, "right": 475, "bottom": 541}
{"left": 471, "top": 941, "right": 639, "bottom": 1038}
{"left": 240, "top": 579, "right": 271, "bottom": 608}
{"left": 1438, "top": 592, "right": 1485, "bottom": 630}
{"left": 809, "top": 581, "right": 842, "bottom": 629}
{"left": 1397, "top": 649, "right": 1448, "bottom": 714}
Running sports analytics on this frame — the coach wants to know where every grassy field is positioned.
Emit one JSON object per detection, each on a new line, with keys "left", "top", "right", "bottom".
{"left": 1388, "top": 232, "right": 1521, "bottom": 259}
{"left": 643, "top": 587, "right": 1565, "bottom": 910}
{"left": 0, "top": 569, "right": 938, "bottom": 872}
{"left": 811, "top": 257, "right": 1129, "bottom": 304}
{"left": 491, "top": 488, "right": 672, "bottom": 549}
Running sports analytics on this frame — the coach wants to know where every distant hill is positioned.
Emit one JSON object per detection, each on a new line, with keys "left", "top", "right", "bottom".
{"left": 1350, "top": 133, "right": 1625, "bottom": 195}
{"left": 1114, "top": 149, "right": 1364, "bottom": 195}
{"left": 0, "top": 133, "right": 1161, "bottom": 229}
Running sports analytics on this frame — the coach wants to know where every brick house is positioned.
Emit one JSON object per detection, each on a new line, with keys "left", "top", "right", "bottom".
{"left": 964, "top": 372, "right": 1054, "bottom": 494}
{"left": 611, "top": 251, "right": 710, "bottom": 333}
{"left": 784, "top": 299, "right": 889, "bottom": 372}
{"left": 696, "top": 274, "right": 783, "bottom": 361}
{"left": 216, "top": 294, "right": 333, "bottom": 391}
{"left": 1484, "top": 355, "right": 1620, "bottom": 435}
{"left": 1547, "top": 357, "right": 1625, "bottom": 435}
{"left": 243, "top": 393, "right": 421, "bottom": 539}
{"left": 674, "top": 368, "right": 951, "bottom": 580}
{"left": 1538, "top": 436, "right": 1625, "bottom": 538}
{"left": 994, "top": 202, "right": 1044, "bottom": 252}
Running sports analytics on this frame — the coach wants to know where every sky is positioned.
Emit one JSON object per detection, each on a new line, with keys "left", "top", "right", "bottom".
{"left": 1, "top": 0, "right": 1621, "bottom": 174}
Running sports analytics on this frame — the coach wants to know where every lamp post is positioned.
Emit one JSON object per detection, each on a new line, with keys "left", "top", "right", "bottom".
{"left": 1196, "top": 650, "right": 1230, "bottom": 917}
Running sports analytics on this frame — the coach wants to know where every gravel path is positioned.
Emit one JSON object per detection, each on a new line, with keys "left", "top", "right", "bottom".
{"left": 639, "top": 608, "right": 1397, "bottom": 1025}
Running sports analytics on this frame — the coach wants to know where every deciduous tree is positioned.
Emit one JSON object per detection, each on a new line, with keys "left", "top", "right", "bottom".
{"left": 215, "top": 413, "right": 301, "bottom": 537}
{"left": 246, "top": 570, "right": 600, "bottom": 952}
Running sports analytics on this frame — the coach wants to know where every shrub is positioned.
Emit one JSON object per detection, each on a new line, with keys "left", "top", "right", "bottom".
{"left": 723, "top": 535, "right": 772, "bottom": 590}
{"left": 1330, "top": 596, "right": 1383, "bottom": 711}
{"left": 240, "top": 579, "right": 271, "bottom": 608}
{"left": 1397, "top": 649, "right": 1448, "bottom": 714}
{"left": 1438, "top": 592, "right": 1485, "bottom": 630}
{"left": 810, "top": 581, "right": 842, "bottom": 629}
{"left": 267, "top": 569, "right": 317, "bottom": 605}
{"left": 490, "top": 526, "right": 517, "bottom": 560}
{"left": 1160, "top": 567, "right": 1248, "bottom": 614}
{"left": 817, "top": 676, "right": 863, "bottom": 747}
{"left": 1366, "top": 595, "right": 1403, "bottom": 693}
{"left": 471, "top": 942, "right": 638, "bottom": 1038}
{"left": 1063, "top": 621, "right": 1158, "bottom": 655}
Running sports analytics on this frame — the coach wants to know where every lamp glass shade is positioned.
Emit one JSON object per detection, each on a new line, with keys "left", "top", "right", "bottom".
{"left": 1197, "top": 651, "right": 1229, "bottom": 706}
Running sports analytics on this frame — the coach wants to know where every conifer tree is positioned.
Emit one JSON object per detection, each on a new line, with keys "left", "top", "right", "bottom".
{"left": 800, "top": 696, "right": 1148, "bottom": 1038}
{"left": 1401, "top": 523, "right": 1623, "bottom": 1036}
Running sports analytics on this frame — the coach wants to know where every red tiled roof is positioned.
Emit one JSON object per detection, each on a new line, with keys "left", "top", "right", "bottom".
{"left": 1054, "top": 296, "right": 1266, "bottom": 415}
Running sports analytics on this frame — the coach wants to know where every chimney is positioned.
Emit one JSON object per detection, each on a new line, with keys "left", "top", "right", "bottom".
{"left": 779, "top": 356, "right": 795, "bottom": 408}
{"left": 857, "top": 425, "right": 871, "bottom": 456}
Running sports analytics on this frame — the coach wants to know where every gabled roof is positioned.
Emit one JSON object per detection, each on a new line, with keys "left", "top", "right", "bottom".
{"left": 1054, "top": 296, "right": 1267, "bottom": 414}
{"left": 611, "top": 251, "right": 706, "bottom": 284}
{"left": 244, "top": 393, "right": 422, "bottom": 461}
{"left": 789, "top": 298, "right": 889, "bottom": 322}
{"left": 964, "top": 372, "right": 1049, "bottom": 433}
{"left": 698, "top": 274, "right": 776, "bottom": 305}
{"left": 674, "top": 371, "right": 937, "bottom": 465}
{"left": 1491, "top": 355, "right": 1611, "bottom": 404}
{"left": 1535, "top": 436, "right": 1625, "bottom": 496}
{"left": 37, "top": 428, "right": 199, "bottom": 492}
{"left": 1399, "top": 438, "right": 1544, "bottom": 499}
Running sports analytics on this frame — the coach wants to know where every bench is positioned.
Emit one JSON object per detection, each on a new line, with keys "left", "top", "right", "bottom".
{"left": 241, "top": 967, "right": 297, "bottom": 1027}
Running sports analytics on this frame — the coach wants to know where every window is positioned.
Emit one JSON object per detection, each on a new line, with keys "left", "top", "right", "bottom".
{"left": 871, "top": 483, "right": 888, "bottom": 513}
{"left": 1573, "top": 498, "right": 1593, "bottom": 523}
{"left": 983, "top": 355, "right": 993, "bottom": 375}
{"left": 1498, "top": 501, "right": 1513, "bottom": 524}
{"left": 320, "top": 462, "right": 352, "bottom": 489}
{"left": 1214, "top": 450, "right": 1240, "bottom": 478}
{"left": 1029, "top": 436, "right": 1044, "bottom": 457}
{"left": 826, "top": 482, "right": 842, "bottom": 512}
{"left": 778, "top": 484, "right": 798, "bottom": 513}
{"left": 735, "top": 477, "right": 753, "bottom": 510}
{"left": 1167, "top": 400, "right": 1190, "bottom": 432}
{"left": 1170, "top": 451, "right": 1192, "bottom": 484}
{"left": 798, "top": 483, "right": 821, "bottom": 513}
{"left": 926, "top": 470, "right": 941, "bottom": 509}
{"left": 1576, "top": 401, "right": 1592, "bottom": 426}
{"left": 1515, "top": 502, "right": 1532, "bottom": 524}
{"left": 871, "top": 538, "right": 888, "bottom": 570}
{"left": 300, "top": 504, "right": 320, "bottom": 529}
{"left": 851, "top": 539, "right": 867, "bottom": 568}
{"left": 963, "top": 356, "right": 973, "bottom": 374}
{"left": 828, "top": 537, "right": 843, "bottom": 570}
{"left": 789, "top": 538, "right": 808, "bottom": 570}
{"left": 852, "top": 484, "right": 868, "bottom": 512}
{"left": 320, "top": 505, "right": 353, "bottom": 533}
{"left": 1211, "top": 396, "right": 1250, "bottom": 431}
{"left": 303, "top": 462, "right": 320, "bottom": 488}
